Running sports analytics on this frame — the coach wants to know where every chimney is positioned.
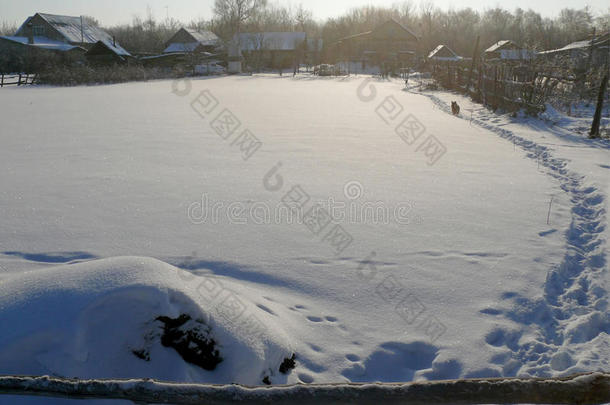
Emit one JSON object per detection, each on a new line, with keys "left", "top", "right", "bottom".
{"left": 113, "top": 36, "right": 116, "bottom": 47}
{"left": 27, "top": 21, "right": 34, "bottom": 44}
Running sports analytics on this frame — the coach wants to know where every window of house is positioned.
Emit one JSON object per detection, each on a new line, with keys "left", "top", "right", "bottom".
{"left": 33, "top": 26, "right": 45, "bottom": 36}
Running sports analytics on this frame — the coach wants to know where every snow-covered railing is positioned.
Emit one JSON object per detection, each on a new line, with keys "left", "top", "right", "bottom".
{"left": 1, "top": 373, "right": 608, "bottom": 404}
{"left": 0, "top": 73, "right": 36, "bottom": 87}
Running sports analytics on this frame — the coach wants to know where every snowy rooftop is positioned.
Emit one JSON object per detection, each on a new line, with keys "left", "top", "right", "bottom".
{"left": 428, "top": 44, "right": 459, "bottom": 59}
{"left": 485, "top": 40, "right": 516, "bottom": 53}
{"left": 15, "top": 13, "right": 131, "bottom": 56}
{"left": 183, "top": 29, "right": 220, "bottom": 45}
{"left": 89, "top": 39, "right": 132, "bottom": 57}
{"left": 538, "top": 40, "right": 593, "bottom": 55}
{"left": 163, "top": 28, "right": 220, "bottom": 53}
{"left": 237, "top": 32, "right": 307, "bottom": 51}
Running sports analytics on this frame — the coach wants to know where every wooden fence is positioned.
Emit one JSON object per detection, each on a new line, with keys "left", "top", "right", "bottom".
{"left": 428, "top": 60, "right": 606, "bottom": 114}
{"left": 0, "top": 73, "right": 36, "bottom": 87}
{"left": 0, "top": 373, "right": 609, "bottom": 404}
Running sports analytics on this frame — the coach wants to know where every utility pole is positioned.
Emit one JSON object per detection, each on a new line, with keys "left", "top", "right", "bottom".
{"left": 467, "top": 36, "right": 480, "bottom": 94}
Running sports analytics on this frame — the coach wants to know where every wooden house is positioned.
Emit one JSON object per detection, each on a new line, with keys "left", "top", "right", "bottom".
{"left": 334, "top": 19, "right": 419, "bottom": 74}
{"left": 428, "top": 44, "right": 460, "bottom": 61}
{"left": 0, "top": 12, "right": 131, "bottom": 69}
{"left": 538, "top": 32, "right": 609, "bottom": 67}
{"left": 484, "top": 40, "right": 531, "bottom": 61}
{"left": 14, "top": 13, "right": 130, "bottom": 55}
{"left": 164, "top": 28, "right": 221, "bottom": 54}
{"left": 236, "top": 32, "right": 318, "bottom": 71}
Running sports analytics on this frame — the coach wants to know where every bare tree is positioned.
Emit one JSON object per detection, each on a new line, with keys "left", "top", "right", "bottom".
{"left": 213, "top": 0, "right": 268, "bottom": 35}
{"left": 82, "top": 16, "right": 100, "bottom": 27}
{"left": 294, "top": 4, "right": 313, "bottom": 32}
{"left": 0, "top": 21, "right": 18, "bottom": 36}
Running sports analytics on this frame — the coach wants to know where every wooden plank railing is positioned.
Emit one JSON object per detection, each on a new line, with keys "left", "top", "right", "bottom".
{"left": 0, "top": 373, "right": 608, "bottom": 404}
{"left": 428, "top": 60, "right": 607, "bottom": 114}
{"left": 0, "top": 73, "right": 37, "bottom": 87}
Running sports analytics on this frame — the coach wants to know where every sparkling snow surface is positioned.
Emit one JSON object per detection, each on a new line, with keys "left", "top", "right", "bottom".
{"left": 0, "top": 76, "right": 607, "bottom": 402}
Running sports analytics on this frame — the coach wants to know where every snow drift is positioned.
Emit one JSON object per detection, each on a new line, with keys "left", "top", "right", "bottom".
{"left": 0, "top": 256, "right": 295, "bottom": 385}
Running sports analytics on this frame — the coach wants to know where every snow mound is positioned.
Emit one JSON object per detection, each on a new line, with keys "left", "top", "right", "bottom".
{"left": 0, "top": 257, "right": 295, "bottom": 385}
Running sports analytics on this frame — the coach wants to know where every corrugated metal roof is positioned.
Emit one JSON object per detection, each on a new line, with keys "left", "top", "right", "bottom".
{"left": 237, "top": 32, "right": 306, "bottom": 51}
{"left": 21, "top": 13, "right": 132, "bottom": 56}
{"left": 184, "top": 29, "right": 220, "bottom": 45}
{"left": 163, "top": 29, "right": 220, "bottom": 53}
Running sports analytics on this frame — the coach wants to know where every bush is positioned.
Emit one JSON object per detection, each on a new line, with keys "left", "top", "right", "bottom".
{"left": 37, "top": 64, "right": 186, "bottom": 86}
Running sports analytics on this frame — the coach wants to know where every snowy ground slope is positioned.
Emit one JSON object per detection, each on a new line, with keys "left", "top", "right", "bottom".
{"left": 0, "top": 75, "right": 607, "bottom": 392}
{"left": 0, "top": 256, "right": 294, "bottom": 385}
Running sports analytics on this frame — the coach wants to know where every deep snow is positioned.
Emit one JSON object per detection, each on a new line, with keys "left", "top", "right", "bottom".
{"left": 0, "top": 75, "right": 607, "bottom": 403}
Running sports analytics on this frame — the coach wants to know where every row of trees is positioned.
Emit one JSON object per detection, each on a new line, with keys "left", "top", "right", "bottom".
{"left": 1, "top": 1, "right": 608, "bottom": 56}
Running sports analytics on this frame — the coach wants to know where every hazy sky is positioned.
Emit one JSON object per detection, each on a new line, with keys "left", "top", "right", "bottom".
{"left": 0, "top": 0, "right": 606, "bottom": 26}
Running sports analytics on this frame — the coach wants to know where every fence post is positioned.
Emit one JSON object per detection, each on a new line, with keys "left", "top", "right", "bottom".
{"left": 478, "top": 66, "right": 483, "bottom": 100}
{"left": 467, "top": 36, "right": 480, "bottom": 93}
{"left": 528, "top": 71, "right": 538, "bottom": 105}
{"left": 18, "top": 74, "right": 22, "bottom": 86}
{"left": 590, "top": 74, "right": 608, "bottom": 138}
{"left": 0, "top": 74, "right": 3, "bottom": 88}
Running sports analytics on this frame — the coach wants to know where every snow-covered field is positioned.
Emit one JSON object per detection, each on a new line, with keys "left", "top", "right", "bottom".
{"left": 0, "top": 75, "right": 608, "bottom": 402}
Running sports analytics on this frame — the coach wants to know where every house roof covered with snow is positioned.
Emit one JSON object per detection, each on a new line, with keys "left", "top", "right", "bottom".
{"left": 485, "top": 40, "right": 518, "bottom": 53}
{"left": 86, "top": 39, "right": 132, "bottom": 60}
{"left": 163, "top": 28, "right": 220, "bottom": 53}
{"left": 428, "top": 44, "right": 460, "bottom": 60}
{"left": 237, "top": 32, "right": 307, "bottom": 51}
{"left": 538, "top": 34, "right": 609, "bottom": 55}
{"left": 184, "top": 29, "right": 219, "bottom": 45}
{"left": 14, "top": 13, "right": 131, "bottom": 57}
{"left": 538, "top": 41, "right": 589, "bottom": 55}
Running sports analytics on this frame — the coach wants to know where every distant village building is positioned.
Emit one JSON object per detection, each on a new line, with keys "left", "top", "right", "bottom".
{"left": 537, "top": 32, "right": 609, "bottom": 67}
{"left": 15, "top": 13, "right": 130, "bottom": 54}
{"left": 428, "top": 44, "right": 461, "bottom": 61}
{"left": 0, "top": 12, "right": 131, "bottom": 68}
{"left": 236, "top": 32, "right": 321, "bottom": 72}
{"left": 334, "top": 19, "right": 419, "bottom": 74}
{"left": 484, "top": 40, "right": 531, "bottom": 61}
{"left": 333, "top": 19, "right": 419, "bottom": 74}
{"left": 163, "top": 28, "right": 221, "bottom": 54}
{"left": 140, "top": 28, "right": 222, "bottom": 71}
{"left": 86, "top": 39, "right": 132, "bottom": 65}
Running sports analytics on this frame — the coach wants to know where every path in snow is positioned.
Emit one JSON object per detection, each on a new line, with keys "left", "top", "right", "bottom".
{"left": 410, "top": 85, "right": 609, "bottom": 376}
